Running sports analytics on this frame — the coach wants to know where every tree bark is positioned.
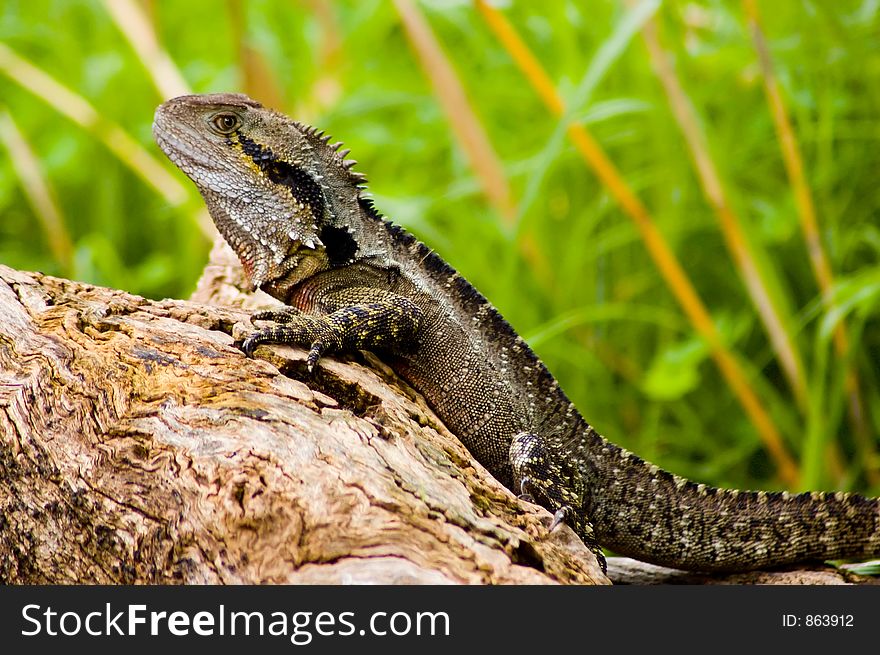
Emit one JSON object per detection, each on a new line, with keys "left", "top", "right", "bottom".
{"left": 1, "top": 241, "right": 873, "bottom": 585}
{"left": 0, "top": 250, "right": 604, "bottom": 584}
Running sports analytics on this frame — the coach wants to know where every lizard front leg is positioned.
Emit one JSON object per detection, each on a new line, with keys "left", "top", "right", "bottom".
{"left": 510, "top": 432, "right": 606, "bottom": 572}
{"left": 241, "top": 287, "right": 423, "bottom": 371}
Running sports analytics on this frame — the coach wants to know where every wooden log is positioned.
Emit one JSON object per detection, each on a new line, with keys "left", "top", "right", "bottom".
{"left": 2, "top": 241, "right": 872, "bottom": 585}
{"left": 0, "top": 258, "right": 605, "bottom": 584}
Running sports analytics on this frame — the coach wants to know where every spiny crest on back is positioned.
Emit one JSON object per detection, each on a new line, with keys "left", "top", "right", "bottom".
{"left": 154, "top": 92, "right": 371, "bottom": 288}
{"left": 291, "top": 119, "right": 369, "bottom": 188}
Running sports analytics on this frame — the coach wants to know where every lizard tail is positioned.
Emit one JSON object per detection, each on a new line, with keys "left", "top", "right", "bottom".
{"left": 583, "top": 437, "right": 880, "bottom": 571}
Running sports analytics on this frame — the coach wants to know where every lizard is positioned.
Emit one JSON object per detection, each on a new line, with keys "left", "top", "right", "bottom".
{"left": 152, "top": 92, "right": 880, "bottom": 575}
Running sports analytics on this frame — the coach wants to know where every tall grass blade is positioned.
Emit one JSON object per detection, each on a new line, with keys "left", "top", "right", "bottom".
{"left": 299, "top": 0, "right": 344, "bottom": 115}
{"left": 226, "top": 0, "right": 287, "bottom": 112}
{"left": 743, "top": 0, "right": 875, "bottom": 479}
{"left": 638, "top": 11, "right": 808, "bottom": 414}
{"left": 393, "top": 0, "right": 515, "bottom": 224}
{"left": 0, "top": 41, "right": 188, "bottom": 207}
{"left": 517, "top": 0, "right": 660, "bottom": 222}
{"left": 0, "top": 108, "right": 74, "bottom": 275}
{"left": 475, "top": 0, "right": 799, "bottom": 486}
{"left": 393, "top": 0, "right": 552, "bottom": 287}
{"left": 102, "top": 0, "right": 191, "bottom": 99}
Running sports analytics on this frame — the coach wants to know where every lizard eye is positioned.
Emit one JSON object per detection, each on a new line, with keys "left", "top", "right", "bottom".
{"left": 211, "top": 113, "right": 241, "bottom": 134}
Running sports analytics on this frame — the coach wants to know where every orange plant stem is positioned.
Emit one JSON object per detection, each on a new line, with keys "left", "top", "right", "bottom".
{"left": 475, "top": 0, "right": 799, "bottom": 486}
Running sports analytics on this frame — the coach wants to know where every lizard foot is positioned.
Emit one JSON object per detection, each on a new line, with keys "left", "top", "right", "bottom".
{"left": 240, "top": 318, "right": 326, "bottom": 361}
{"left": 250, "top": 307, "right": 302, "bottom": 324}
{"left": 509, "top": 431, "right": 607, "bottom": 574}
{"left": 240, "top": 299, "right": 422, "bottom": 372}
{"left": 244, "top": 310, "right": 334, "bottom": 370}
{"left": 240, "top": 328, "right": 329, "bottom": 373}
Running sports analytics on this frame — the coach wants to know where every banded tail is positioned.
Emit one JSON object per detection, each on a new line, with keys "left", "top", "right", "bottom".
{"left": 585, "top": 436, "right": 880, "bottom": 571}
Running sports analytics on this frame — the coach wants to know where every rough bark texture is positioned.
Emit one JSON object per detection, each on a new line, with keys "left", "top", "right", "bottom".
{"left": 0, "top": 251, "right": 604, "bottom": 584}
{"left": 1, "top": 240, "right": 875, "bottom": 585}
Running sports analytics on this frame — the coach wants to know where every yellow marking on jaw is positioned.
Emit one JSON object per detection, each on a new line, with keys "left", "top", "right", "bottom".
{"left": 227, "top": 136, "right": 265, "bottom": 176}
{"left": 226, "top": 133, "right": 316, "bottom": 214}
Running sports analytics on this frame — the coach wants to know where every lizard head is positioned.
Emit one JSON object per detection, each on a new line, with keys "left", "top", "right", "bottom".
{"left": 153, "top": 93, "right": 366, "bottom": 290}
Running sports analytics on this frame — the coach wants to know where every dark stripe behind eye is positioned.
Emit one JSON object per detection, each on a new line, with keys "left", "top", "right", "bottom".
{"left": 234, "top": 132, "right": 325, "bottom": 221}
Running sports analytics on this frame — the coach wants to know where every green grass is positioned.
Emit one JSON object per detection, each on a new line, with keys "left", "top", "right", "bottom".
{"left": 1, "top": 0, "right": 878, "bottom": 496}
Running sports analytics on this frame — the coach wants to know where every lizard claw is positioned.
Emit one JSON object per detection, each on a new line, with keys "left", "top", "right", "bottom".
{"left": 250, "top": 307, "right": 301, "bottom": 325}
{"left": 240, "top": 326, "right": 286, "bottom": 357}
{"left": 240, "top": 334, "right": 259, "bottom": 357}
{"left": 549, "top": 506, "right": 569, "bottom": 533}
{"left": 306, "top": 340, "right": 330, "bottom": 373}
{"left": 518, "top": 477, "right": 534, "bottom": 503}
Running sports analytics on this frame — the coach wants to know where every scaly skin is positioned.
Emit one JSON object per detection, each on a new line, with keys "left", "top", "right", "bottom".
{"left": 153, "top": 93, "right": 880, "bottom": 573}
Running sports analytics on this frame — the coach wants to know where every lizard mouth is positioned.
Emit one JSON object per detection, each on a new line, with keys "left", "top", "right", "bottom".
{"left": 243, "top": 233, "right": 327, "bottom": 285}
{"left": 246, "top": 238, "right": 328, "bottom": 293}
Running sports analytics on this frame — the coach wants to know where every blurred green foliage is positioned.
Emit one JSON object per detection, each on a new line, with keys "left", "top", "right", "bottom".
{"left": 1, "top": 0, "right": 879, "bottom": 495}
